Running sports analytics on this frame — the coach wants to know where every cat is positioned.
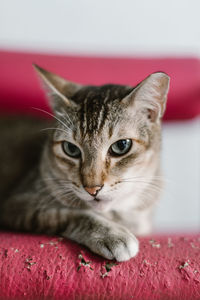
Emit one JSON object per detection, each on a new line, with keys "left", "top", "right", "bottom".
{"left": 0, "top": 65, "right": 169, "bottom": 262}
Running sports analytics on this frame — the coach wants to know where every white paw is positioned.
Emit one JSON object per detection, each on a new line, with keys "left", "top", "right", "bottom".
{"left": 89, "top": 227, "right": 139, "bottom": 262}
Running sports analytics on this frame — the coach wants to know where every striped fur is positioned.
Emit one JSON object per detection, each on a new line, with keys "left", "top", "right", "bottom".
{"left": 0, "top": 68, "right": 169, "bottom": 261}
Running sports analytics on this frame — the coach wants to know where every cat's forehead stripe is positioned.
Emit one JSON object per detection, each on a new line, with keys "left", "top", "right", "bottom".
{"left": 79, "top": 96, "right": 108, "bottom": 137}
{"left": 72, "top": 84, "right": 133, "bottom": 137}
{"left": 108, "top": 126, "right": 113, "bottom": 139}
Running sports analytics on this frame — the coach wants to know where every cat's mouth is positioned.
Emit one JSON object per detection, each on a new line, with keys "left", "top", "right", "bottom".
{"left": 89, "top": 197, "right": 113, "bottom": 211}
{"left": 94, "top": 197, "right": 100, "bottom": 202}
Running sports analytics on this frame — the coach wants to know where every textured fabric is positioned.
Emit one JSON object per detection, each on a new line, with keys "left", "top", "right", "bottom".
{"left": 0, "top": 232, "right": 200, "bottom": 300}
{"left": 0, "top": 50, "right": 200, "bottom": 120}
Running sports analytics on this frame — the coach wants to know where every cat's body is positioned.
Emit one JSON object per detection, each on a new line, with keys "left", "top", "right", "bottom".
{"left": 0, "top": 68, "right": 169, "bottom": 261}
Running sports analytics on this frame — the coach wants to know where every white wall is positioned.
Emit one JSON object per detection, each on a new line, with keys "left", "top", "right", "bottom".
{"left": 0, "top": 0, "right": 200, "bottom": 56}
{"left": 155, "top": 119, "right": 200, "bottom": 232}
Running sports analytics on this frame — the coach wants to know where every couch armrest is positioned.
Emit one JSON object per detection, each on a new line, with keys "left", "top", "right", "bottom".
{"left": 0, "top": 232, "right": 199, "bottom": 299}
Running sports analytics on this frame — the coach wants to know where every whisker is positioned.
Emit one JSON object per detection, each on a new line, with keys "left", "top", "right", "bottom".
{"left": 121, "top": 176, "right": 171, "bottom": 184}
{"left": 40, "top": 127, "right": 70, "bottom": 135}
{"left": 56, "top": 108, "right": 74, "bottom": 127}
{"left": 122, "top": 175, "right": 166, "bottom": 181}
{"left": 122, "top": 180, "right": 164, "bottom": 192}
{"left": 32, "top": 107, "right": 71, "bottom": 131}
{"left": 42, "top": 177, "right": 73, "bottom": 184}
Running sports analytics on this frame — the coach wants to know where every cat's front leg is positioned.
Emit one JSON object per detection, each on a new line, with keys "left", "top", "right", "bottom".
{"left": 62, "top": 211, "right": 139, "bottom": 262}
{"left": 0, "top": 196, "right": 138, "bottom": 261}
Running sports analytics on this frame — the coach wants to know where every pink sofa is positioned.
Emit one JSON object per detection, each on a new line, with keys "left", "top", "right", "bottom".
{"left": 0, "top": 232, "right": 200, "bottom": 300}
{"left": 1, "top": 50, "right": 200, "bottom": 119}
{"left": 0, "top": 51, "right": 200, "bottom": 299}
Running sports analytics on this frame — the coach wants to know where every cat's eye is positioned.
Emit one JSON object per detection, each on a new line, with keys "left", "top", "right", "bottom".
{"left": 109, "top": 139, "right": 132, "bottom": 156}
{"left": 62, "top": 141, "right": 81, "bottom": 158}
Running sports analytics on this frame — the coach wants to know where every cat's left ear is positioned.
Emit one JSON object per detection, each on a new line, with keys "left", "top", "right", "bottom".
{"left": 123, "top": 72, "right": 170, "bottom": 122}
{"left": 33, "top": 64, "right": 82, "bottom": 109}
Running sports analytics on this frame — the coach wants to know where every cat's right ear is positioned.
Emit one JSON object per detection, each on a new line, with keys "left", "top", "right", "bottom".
{"left": 33, "top": 64, "right": 81, "bottom": 110}
{"left": 122, "top": 72, "right": 170, "bottom": 122}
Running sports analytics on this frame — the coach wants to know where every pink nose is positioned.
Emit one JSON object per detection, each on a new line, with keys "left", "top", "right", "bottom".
{"left": 84, "top": 186, "right": 103, "bottom": 196}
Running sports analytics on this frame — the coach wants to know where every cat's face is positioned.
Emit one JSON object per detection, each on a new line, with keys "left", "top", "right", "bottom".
{"left": 35, "top": 65, "right": 169, "bottom": 212}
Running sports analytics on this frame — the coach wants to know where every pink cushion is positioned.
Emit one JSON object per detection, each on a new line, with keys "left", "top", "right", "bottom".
{"left": 0, "top": 50, "right": 200, "bottom": 120}
{"left": 0, "top": 232, "right": 200, "bottom": 299}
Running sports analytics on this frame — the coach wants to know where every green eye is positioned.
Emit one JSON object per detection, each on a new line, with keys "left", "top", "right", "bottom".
{"left": 109, "top": 139, "right": 132, "bottom": 156}
{"left": 62, "top": 141, "right": 81, "bottom": 158}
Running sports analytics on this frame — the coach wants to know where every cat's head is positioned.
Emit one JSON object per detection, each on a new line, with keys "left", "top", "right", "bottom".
{"left": 34, "top": 65, "right": 170, "bottom": 211}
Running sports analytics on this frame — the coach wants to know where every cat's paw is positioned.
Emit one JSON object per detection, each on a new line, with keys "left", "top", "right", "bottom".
{"left": 89, "top": 227, "right": 139, "bottom": 262}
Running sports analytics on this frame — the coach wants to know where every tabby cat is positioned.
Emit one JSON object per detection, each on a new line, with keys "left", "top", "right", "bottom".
{"left": 0, "top": 65, "right": 169, "bottom": 261}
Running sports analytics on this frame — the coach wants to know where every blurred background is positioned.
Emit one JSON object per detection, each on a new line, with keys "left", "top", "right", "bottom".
{"left": 0, "top": 0, "right": 199, "bottom": 233}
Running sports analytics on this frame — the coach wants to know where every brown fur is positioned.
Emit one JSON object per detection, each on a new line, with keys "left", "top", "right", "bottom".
{"left": 0, "top": 66, "right": 169, "bottom": 262}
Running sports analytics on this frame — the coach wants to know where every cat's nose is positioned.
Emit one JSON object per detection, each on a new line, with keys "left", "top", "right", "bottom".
{"left": 84, "top": 185, "right": 103, "bottom": 196}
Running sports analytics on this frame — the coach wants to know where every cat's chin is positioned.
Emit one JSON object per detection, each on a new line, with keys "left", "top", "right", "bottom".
{"left": 88, "top": 198, "right": 113, "bottom": 212}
